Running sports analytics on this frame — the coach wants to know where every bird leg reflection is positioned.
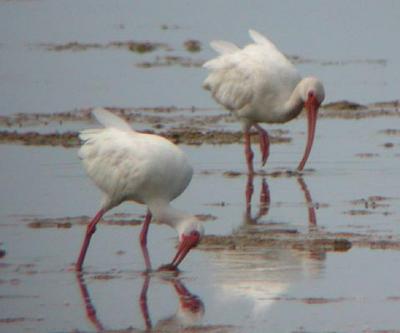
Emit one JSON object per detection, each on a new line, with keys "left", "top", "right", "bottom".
{"left": 244, "top": 175, "right": 316, "bottom": 230}
{"left": 139, "top": 274, "right": 152, "bottom": 330}
{"left": 245, "top": 174, "right": 270, "bottom": 224}
{"left": 76, "top": 272, "right": 105, "bottom": 332}
{"left": 139, "top": 210, "right": 153, "bottom": 271}
{"left": 296, "top": 177, "right": 317, "bottom": 230}
{"left": 140, "top": 275, "right": 205, "bottom": 330}
{"left": 76, "top": 270, "right": 205, "bottom": 332}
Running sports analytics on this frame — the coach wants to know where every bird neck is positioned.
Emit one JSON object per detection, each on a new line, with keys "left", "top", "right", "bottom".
{"left": 282, "top": 79, "right": 307, "bottom": 120}
{"left": 147, "top": 200, "right": 189, "bottom": 230}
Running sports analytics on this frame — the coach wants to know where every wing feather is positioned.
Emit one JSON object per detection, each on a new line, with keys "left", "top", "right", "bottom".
{"left": 203, "top": 29, "right": 298, "bottom": 112}
{"left": 248, "top": 29, "right": 292, "bottom": 66}
{"left": 92, "top": 108, "right": 133, "bottom": 132}
{"left": 78, "top": 121, "right": 193, "bottom": 208}
{"left": 209, "top": 40, "right": 240, "bottom": 55}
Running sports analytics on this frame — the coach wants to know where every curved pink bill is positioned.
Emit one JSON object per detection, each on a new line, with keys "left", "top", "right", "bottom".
{"left": 297, "top": 96, "right": 319, "bottom": 171}
{"left": 170, "top": 235, "right": 199, "bottom": 269}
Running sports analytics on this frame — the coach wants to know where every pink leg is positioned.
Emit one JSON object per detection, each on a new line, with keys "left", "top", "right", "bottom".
{"left": 254, "top": 124, "right": 270, "bottom": 166}
{"left": 140, "top": 210, "right": 152, "bottom": 271}
{"left": 244, "top": 130, "right": 254, "bottom": 174}
{"left": 76, "top": 208, "right": 106, "bottom": 271}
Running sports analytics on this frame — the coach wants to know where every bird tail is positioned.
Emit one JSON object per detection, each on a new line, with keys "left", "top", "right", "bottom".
{"left": 79, "top": 108, "right": 134, "bottom": 145}
{"left": 79, "top": 129, "right": 102, "bottom": 143}
{"left": 203, "top": 40, "right": 240, "bottom": 70}
{"left": 209, "top": 40, "right": 239, "bottom": 55}
{"left": 92, "top": 108, "right": 133, "bottom": 132}
{"left": 248, "top": 29, "right": 279, "bottom": 52}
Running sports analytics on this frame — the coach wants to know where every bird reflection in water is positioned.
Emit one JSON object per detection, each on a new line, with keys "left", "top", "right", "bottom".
{"left": 244, "top": 173, "right": 270, "bottom": 225}
{"left": 76, "top": 272, "right": 205, "bottom": 332}
{"left": 210, "top": 175, "right": 325, "bottom": 314}
{"left": 140, "top": 275, "right": 204, "bottom": 331}
{"left": 243, "top": 173, "right": 324, "bottom": 262}
{"left": 244, "top": 174, "right": 317, "bottom": 231}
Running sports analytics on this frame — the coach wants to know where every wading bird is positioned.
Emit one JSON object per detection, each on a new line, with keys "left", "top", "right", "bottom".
{"left": 76, "top": 108, "right": 204, "bottom": 271}
{"left": 203, "top": 29, "right": 325, "bottom": 173}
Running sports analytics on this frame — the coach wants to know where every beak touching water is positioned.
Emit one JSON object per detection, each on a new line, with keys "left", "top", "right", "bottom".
{"left": 170, "top": 231, "right": 201, "bottom": 269}
{"left": 297, "top": 94, "right": 320, "bottom": 171}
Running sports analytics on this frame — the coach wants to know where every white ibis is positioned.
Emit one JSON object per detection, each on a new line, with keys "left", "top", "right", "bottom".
{"left": 203, "top": 29, "right": 325, "bottom": 173}
{"left": 76, "top": 108, "right": 204, "bottom": 271}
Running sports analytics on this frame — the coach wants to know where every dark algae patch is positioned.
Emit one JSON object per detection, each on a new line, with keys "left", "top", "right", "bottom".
{"left": 39, "top": 40, "right": 171, "bottom": 53}
{"left": 183, "top": 39, "right": 202, "bottom": 52}
{"left": 0, "top": 100, "right": 399, "bottom": 147}
{"left": 199, "top": 232, "right": 353, "bottom": 253}
{"left": 0, "top": 129, "right": 290, "bottom": 147}
{"left": 137, "top": 55, "right": 205, "bottom": 68}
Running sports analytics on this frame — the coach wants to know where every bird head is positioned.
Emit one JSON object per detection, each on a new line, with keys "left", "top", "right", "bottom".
{"left": 170, "top": 219, "right": 204, "bottom": 269}
{"left": 174, "top": 280, "right": 205, "bottom": 325}
{"left": 298, "top": 77, "right": 325, "bottom": 171}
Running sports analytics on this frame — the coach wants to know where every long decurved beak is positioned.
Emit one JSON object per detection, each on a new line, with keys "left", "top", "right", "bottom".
{"left": 170, "top": 233, "right": 200, "bottom": 269}
{"left": 297, "top": 95, "right": 320, "bottom": 171}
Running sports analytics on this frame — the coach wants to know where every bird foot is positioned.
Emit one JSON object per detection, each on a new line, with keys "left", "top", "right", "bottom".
{"left": 157, "top": 263, "right": 180, "bottom": 273}
{"left": 67, "top": 264, "right": 79, "bottom": 273}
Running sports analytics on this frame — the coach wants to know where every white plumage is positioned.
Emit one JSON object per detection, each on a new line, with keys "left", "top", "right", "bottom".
{"left": 203, "top": 29, "right": 325, "bottom": 172}
{"left": 79, "top": 109, "right": 193, "bottom": 210}
{"left": 76, "top": 108, "right": 203, "bottom": 271}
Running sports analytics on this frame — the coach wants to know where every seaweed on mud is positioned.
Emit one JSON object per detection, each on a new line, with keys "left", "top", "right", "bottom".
{"left": 183, "top": 39, "right": 202, "bottom": 52}
{"left": 0, "top": 129, "right": 290, "bottom": 147}
{"left": 0, "top": 317, "right": 44, "bottom": 324}
{"left": 355, "top": 153, "right": 380, "bottom": 158}
{"left": 383, "top": 142, "right": 395, "bottom": 149}
{"left": 380, "top": 129, "right": 400, "bottom": 136}
{"left": 199, "top": 232, "right": 352, "bottom": 253}
{"left": 1, "top": 100, "right": 400, "bottom": 149}
{"left": 350, "top": 195, "right": 393, "bottom": 208}
{"left": 39, "top": 40, "right": 171, "bottom": 53}
{"left": 323, "top": 100, "right": 368, "bottom": 111}
{"left": 25, "top": 216, "right": 143, "bottom": 229}
{"left": 137, "top": 55, "right": 204, "bottom": 68}
{"left": 24, "top": 214, "right": 215, "bottom": 229}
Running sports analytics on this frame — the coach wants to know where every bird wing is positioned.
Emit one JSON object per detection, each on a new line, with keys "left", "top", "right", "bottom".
{"left": 79, "top": 126, "right": 193, "bottom": 209}
{"left": 247, "top": 29, "right": 294, "bottom": 68}
{"left": 92, "top": 108, "right": 133, "bottom": 132}
{"left": 210, "top": 40, "right": 240, "bottom": 54}
{"left": 203, "top": 29, "right": 297, "bottom": 112}
{"left": 203, "top": 52, "right": 256, "bottom": 111}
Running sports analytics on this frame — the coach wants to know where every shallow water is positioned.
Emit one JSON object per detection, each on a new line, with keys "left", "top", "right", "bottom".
{"left": 1, "top": 1, "right": 400, "bottom": 332}
{"left": 2, "top": 113, "right": 400, "bottom": 332}
{"left": 0, "top": 0, "right": 399, "bottom": 115}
